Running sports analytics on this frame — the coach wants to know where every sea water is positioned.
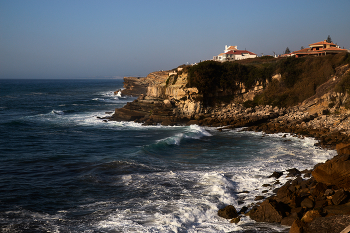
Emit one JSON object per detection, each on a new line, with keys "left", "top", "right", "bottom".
{"left": 0, "top": 79, "right": 336, "bottom": 232}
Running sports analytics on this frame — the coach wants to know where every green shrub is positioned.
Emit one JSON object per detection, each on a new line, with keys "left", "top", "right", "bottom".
{"left": 186, "top": 53, "right": 350, "bottom": 107}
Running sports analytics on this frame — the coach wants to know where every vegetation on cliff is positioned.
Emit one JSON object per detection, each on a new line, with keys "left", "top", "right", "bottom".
{"left": 186, "top": 60, "right": 274, "bottom": 105}
{"left": 256, "top": 52, "right": 350, "bottom": 107}
{"left": 186, "top": 52, "right": 350, "bottom": 107}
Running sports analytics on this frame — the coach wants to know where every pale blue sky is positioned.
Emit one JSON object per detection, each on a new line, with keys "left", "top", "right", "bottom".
{"left": 1, "top": 0, "right": 350, "bottom": 79}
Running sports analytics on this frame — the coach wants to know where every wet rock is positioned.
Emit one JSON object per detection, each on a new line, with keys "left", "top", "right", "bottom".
{"left": 254, "top": 196, "right": 265, "bottom": 201}
{"left": 230, "top": 216, "right": 241, "bottom": 224}
{"left": 268, "top": 171, "right": 283, "bottom": 179}
{"left": 249, "top": 199, "right": 285, "bottom": 223}
{"left": 218, "top": 205, "right": 238, "bottom": 219}
{"left": 238, "top": 206, "right": 248, "bottom": 214}
{"left": 287, "top": 168, "right": 301, "bottom": 177}
{"left": 292, "top": 176, "right": 303, "bottom": 185}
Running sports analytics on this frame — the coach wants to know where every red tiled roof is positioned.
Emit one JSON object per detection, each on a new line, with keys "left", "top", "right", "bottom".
{"left": 292, "top": 48, "right": 310, "bottom": 54}
{"left": 309, "top": 41, "right": 335, "bottom": 46}
{"left": 322, "top": 47, "right": 347, "bottom": 51}
{"left": 225, "top": 50, "right": 256, "bottom": 55}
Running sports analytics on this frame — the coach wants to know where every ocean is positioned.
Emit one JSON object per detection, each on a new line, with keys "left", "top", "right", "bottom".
{"left": 0, "top": 79, "right": 336, "bottom": 233}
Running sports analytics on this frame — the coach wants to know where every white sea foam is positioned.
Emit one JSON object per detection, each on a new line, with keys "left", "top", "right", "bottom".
{"left": 93, "top": 129, "right": 335, "bottom": 232}
{"left": 153, "top": 125, "right": 212, "bottom": 146}
{"left": 115, "top": 90, "right": 122, "bottom": 98}
{"left": 51, "top": 110, "right": 64, "bottom": 115}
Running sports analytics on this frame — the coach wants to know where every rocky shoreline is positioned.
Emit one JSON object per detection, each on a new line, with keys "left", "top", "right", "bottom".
{"left": 108, "top": 65, "right": 350, "bottom": 232}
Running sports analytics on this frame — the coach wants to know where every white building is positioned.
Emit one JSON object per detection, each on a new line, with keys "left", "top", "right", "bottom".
{"left": 213, "top": 45, "right": 257, "bottom": 62}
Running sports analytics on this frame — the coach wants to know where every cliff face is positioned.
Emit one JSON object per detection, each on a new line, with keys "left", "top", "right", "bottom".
{"left": 110, "top": 69, "right": 204, "bottom": 124}
{"left": 117, "top": 71, "right": 169, "bottom": 96}
{"left": 111, "top": 61, "right": 350, "bottom": 135}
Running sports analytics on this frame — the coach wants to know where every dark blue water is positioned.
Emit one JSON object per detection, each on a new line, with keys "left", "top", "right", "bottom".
{"left": 0, "top": 79, "right": 335, "bottom": 232}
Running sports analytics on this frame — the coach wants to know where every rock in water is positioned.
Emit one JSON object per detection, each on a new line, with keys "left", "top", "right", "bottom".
{"left": 268, "top": 171, "right": 283, "bottom": 179}
{"left": 218, "top": 205, "right": 238, "bottom": 219}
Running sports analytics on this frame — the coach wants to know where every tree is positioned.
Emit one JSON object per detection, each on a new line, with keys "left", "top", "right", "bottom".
{"left": 301, "top": 46, "right": 304, "bottom": 50}
{"left": 284, "top": 47, "right": 291, "bottom": 54}
{"left": 326, "top": 35, "right": 332, "bottom": 43}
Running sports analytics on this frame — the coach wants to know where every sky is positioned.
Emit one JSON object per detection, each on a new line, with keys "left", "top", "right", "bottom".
{"left": 1, "top": 0, "right": 350, "bottom": 79}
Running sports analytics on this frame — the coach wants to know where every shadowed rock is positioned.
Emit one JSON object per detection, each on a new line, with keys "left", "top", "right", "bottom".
{"left": 249, "top": 199, "right": 286, "bottom": 223}
{"left": 218, "top": 205, "right": 238, "bottom": 219}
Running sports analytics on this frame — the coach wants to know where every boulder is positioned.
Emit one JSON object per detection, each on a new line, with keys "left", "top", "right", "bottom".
{"left": 314, "top": 199, "right": 328, "bottom": 210}
{"left": 312, "top": 154, "right": 350, "bottom": 191}
{"left": 332, "top": 189, "right": 349, "bottom": 205}
{"left": 254, "top": 196, "right": 265, "bottom": 201}
{"left": 289, "top": 219, "right": 305, "bottom": 233}
{"left": 301, "top": 197, "right": 314, "bottom": 209}
{"left": 218, "top": 205, "right": 238, "bottom": 219}
{"left": 238, "top": 206, "right": 248, "bottom": 214}
{"left": 301, "top": 210, "right": 322, "bottom": 223}
{"left": 268, "top": 171, "right": 283, "bottom": 179}
{"left": 336, "top": 143, "right": 350, "bottom": 156}
{"left": 230, "top": 216, "right": 241, "bottom": 224}
{"left": 287, "top": 168, "right": 301, "bottom": 177}
{"left": 276, "top": 184, "right": 301, "bottom": 208}
{"left": 311, "top": 182, "right": 327, "bottom": 198}
{"left": 249, "top": 199, "right": 285, "bottom": 223}
{"left": 281, "top": 216, "right": 298, "bottom": 226}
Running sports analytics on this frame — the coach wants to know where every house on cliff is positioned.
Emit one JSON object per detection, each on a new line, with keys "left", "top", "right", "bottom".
{"left": 292, "top": 40, "right": 348, "bottom": 57}
{"left": 213, "top": 45, "right": 257, "bottom": 62}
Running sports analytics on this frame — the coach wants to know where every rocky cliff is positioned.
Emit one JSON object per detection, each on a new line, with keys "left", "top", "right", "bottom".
{"left": 116, "top": 70, "right": 169, "bottom": 97}
{"left": 110, "top": 66, "right": 269, "bottom": 124}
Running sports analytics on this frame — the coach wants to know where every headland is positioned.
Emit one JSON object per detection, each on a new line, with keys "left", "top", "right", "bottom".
{"left": 109, "top": 52, "right": 350, "bottom": 232}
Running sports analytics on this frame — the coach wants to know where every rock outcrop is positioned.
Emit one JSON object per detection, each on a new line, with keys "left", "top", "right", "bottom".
{"left": 110, "top": 68, "right": 203, "bottom": 124}
{"left": 117, "top": 70, "right": 169, "bottom": 97}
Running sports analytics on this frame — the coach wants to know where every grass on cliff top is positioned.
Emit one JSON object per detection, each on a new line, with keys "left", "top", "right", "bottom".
{"left": 255, "top": 52, "right": 350, "bottom": 107}
{"left": 186, "top": 52, "right": 350, "bottom": 108}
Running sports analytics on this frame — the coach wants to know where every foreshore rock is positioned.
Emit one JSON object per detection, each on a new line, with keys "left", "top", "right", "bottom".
{"left": 241, "top": 143, "right": 350, "bottom": 233}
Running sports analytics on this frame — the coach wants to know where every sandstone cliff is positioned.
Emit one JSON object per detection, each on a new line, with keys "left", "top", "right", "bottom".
{"left": 110, "top": 65, "right": 269, "bottom": 124}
